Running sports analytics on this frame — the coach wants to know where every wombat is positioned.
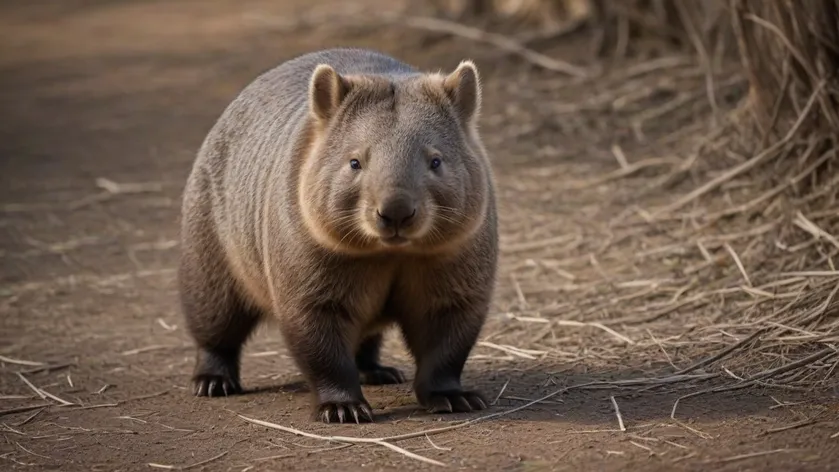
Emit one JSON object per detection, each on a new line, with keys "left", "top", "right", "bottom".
{"left": 178, "top": 47, "right": 498, "bottom": 424}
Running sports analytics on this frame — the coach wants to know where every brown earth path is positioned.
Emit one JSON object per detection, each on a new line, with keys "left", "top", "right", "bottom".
{"left": 1, "top": 1, "right": 837, "bottom": 471}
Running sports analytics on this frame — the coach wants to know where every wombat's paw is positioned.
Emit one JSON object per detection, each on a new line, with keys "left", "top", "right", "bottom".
{"left": 192, "top": 374, "right": 242, "bottom": 397}
{"left": 316, "top": 401, "right": 375, "bottom": 424}
{"left": 423, "top": 390, "right": 488, "bottom": 414}
{"left": 360, "top": 365, "right": 406, "bottom": 385}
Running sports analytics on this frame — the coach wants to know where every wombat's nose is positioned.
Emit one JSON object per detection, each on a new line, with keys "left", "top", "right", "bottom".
{"left": 376, "top": 199, "right": 416, "bottom": 231}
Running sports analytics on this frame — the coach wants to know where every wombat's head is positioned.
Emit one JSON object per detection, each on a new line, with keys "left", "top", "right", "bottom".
{"left": 298, "top": 60, "right": 492, "bottom": 255}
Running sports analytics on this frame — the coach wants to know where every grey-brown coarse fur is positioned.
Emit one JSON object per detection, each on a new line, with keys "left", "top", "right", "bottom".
{"left": 178, "top": 47, "right": 498, "bottom": 424}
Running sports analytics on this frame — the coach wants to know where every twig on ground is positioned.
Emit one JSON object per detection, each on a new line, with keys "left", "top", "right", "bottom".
{"left": 675, "top": 329, "right": 765, "bottom": 375}
{"left": 672, "top": 348, "right": 836, "bottom": 419}
{"left": 16, "top": 373, "right": 74, "bottom": 406}
{"left": 711, "top": 448, "right": 801, "bottom": 464}
{"left": 238, "top": 415, "right": 445, "bottom": 467}
{"left": 425, "top": 435, "right": 452, "bottom": 451}
{"left": 629, "top": 440, "right": 656, "bottom": 455}
{"left": 120, "top": 345, "right": 172, "bottom": 356}
{"left": 764, "top": 418, "right": 820, "bottom": 434}
{"left": 15, "top": 442, "right": 53, "bottom": 461}
{"left": 477, "top": 342, "right": 545, "bottom": 359}
{"left": 14, "top": 407, "right": 46, "bottom": 426}
{"left": 0, "top": 356, "right": 45, "bottom": 367}
{"left": 610, "top": 396, "right": 627, "bottom": 432}
{"left": 0, "top": 404, "right": 52, "bottom": 418}
{"left": 18, "top": 363, "right": 75, "bottom": 375}
{"left": 555, "top": 320, "right": 635, "bottom": 345}
{"left": 74, "top": 390, "right": 169, "bottom": 410}
{"left": 491, "top": 379, "right": 510, "bottom": 406}
{"left": 724, "top": 243, "right": 752, "bottom": 286}
{"left": 148, "top": 452, "right": 228, "bottom": 470}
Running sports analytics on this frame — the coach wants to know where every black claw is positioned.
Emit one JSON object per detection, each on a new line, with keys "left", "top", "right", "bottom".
{"left": 360, "top": 403, "right": 374, "bottom": 422}
{"left": 424, "top": 390, "right": 489, "bottom": 414}
{"left": 468, "top": 392, "right": 488, "bottom": 410}
{"left": 451, "top": 395, "right": 472, "bottom": 412}
{"left": 192, "top": 374, "right": 242, "bottom": 398}
{"left": 316, "top": 402, "right": 374, "bottom": 424}
{"left": 428, "top": 396, "right": 453, "bottom": 413}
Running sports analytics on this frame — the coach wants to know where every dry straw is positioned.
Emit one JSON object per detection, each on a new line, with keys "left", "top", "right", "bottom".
{"left": 424, "top": 0, "right": 838, "bottom": 393}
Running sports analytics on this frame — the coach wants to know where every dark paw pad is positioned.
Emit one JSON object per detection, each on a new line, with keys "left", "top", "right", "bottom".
{"left": 424, "top": 390, "right": 488, "bottom": 414}
{"left": 192, "top": 374, "right": 242, "bottom": 397}
{"left": 316, "top": 401, "right": 375, "bottom": 424}
{"left": 360, "top": 366, "right": 406, "bottom": 385}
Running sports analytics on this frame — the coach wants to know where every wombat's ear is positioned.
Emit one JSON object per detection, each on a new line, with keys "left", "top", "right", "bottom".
{"left": 309, "top": 64, "right": 350, "bottom": 123}
{"left": 442, "top": 60, "right": 481, "bottom": 126}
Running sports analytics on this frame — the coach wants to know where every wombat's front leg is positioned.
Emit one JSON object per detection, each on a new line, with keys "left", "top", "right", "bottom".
{"left": 279, "top": 306, "right": 374, "bottom": 424}
{"left": 400, "top": 304, "right": 489, "bottom": 414}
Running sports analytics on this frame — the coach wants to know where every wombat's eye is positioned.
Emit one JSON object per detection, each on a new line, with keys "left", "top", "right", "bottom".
{"left": 430, "top": 158, "right": 442, "bottom": 170}
{"left": 349, "top": 159, "right": 362, "bottom": 170}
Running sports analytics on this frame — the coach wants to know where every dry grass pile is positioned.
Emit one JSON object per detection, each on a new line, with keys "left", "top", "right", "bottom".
{"left": 416, "top": 0, "right": 839, "bottom": 397}
{"left": 425, "top": 0, "right": 733, "bottom": 58}
{"left": 676, "top": 0, "right": 839, "bottom": 385}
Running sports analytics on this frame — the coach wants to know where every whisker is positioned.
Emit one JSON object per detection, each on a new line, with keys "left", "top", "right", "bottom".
{"left": 348, "top": 227, "right": 369, "bottom": 248}
{"left": 434, "top": 214, "right": 460, "bottom": 225}
{"left": 332, "top": 215, "right": 358, "bottom": 226}
{"left": 332, "top": 212, "right": 364, "bottom": 228}
{"left": 336, "top": 214, "right": 365, "bottom": 247}
{"left": 432, "top": 205, "right": 465, "bottom": 217}
{"left": 430, "top": 211, "right": 460, "bottom": 226}
{"left": 430, "top": 206, "right": 464, "bottom": 225}
{"left": 428, "top": 225, "right": 446, "bottom": 246}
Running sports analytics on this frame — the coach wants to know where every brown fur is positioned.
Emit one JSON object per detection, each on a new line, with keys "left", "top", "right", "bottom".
{"left": 178, "top": 48, "right": 498, "bottom": 424}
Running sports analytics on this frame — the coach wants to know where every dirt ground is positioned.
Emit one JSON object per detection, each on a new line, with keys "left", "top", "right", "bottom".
{"left": 1, "top": 0, "right": 838, "bottom": 471}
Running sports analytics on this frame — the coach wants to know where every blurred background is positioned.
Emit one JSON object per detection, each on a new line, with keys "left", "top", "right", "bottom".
{"left": 1, "top": 1, "right": 837, "bottom": 470}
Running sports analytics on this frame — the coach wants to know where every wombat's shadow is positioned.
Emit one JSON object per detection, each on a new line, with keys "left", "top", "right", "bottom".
{"left": 231, "top": 362, "right": 837, "bottom": 426}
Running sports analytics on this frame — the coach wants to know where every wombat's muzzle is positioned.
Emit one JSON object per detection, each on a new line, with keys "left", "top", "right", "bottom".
{"left": 375, "top": 196, "right": 416, "bottom": 236}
